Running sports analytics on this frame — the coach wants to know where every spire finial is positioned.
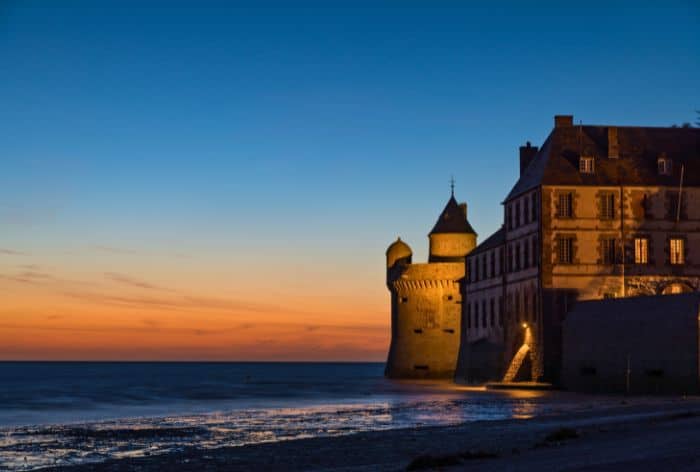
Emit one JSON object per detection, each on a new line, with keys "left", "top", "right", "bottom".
{"left": 450, "top": 175, "right": 455, "bottom": 197}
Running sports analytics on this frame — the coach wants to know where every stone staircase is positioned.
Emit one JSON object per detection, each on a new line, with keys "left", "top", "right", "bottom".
{"left": 502, "top": 344, "right": 530, "bottom": 382}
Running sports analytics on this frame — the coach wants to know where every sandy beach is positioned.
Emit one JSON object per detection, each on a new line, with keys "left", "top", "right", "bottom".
{"left": 40, "top": 396, "right": 700, "bottom": 472}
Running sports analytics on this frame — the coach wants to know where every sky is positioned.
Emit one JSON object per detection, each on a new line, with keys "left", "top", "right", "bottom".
{"left": 1, "top": 1, "right": 699, "bottom": 361}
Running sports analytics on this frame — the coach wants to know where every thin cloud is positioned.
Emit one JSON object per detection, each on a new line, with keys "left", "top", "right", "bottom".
{"left": 61, "top": 290, "right": 297, "bottom": 315}
{"left": 104, "top": 272, "right": 166, "bottom": 291}
{"left": 91, "top": 245, "right": 138, "bottom": 255}
{"left": 0, "top": 248, "right": 27, "bottom": 256}
{"left": 0, "top": 270, "right": 55, "bottom": 285}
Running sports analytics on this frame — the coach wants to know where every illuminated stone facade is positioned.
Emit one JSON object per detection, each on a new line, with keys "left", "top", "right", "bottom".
{"left": 456, "top": 116, "right": 700, "bottom": 384}
{"left": 385, "top": 196, "right": 476, "bottom": 378}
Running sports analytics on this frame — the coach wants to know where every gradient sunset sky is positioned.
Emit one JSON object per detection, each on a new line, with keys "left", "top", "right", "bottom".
{"left": 2, "top": 1, "right": 699, "bottom": 360}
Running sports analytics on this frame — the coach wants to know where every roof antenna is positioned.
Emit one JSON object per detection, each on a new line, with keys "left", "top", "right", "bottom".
{"left": 450, "top": 175, "right": 455, "bottom": 197}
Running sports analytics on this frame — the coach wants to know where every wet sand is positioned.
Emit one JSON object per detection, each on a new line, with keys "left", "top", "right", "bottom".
{"left": 43, "top": 396, "right": 700, "bottom": 471}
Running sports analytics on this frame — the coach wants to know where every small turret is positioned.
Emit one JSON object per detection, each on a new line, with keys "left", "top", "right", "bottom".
{"left": 428, "top": 195, "right": 477, "bottom": 262}
{"left": 386, "top": 237, "right": 412, "bottom": 269}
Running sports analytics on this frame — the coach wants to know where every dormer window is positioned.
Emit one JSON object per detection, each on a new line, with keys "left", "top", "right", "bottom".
{"left": 658, "top": 154, "right": 672, "bottom": 175}
{"left": 579, "top": 156, "right": 595, "bottom": 174}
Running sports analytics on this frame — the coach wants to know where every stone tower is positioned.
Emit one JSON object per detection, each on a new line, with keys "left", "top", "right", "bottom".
{"left": 385, "top": 194, "right": 477, "bottom": 379}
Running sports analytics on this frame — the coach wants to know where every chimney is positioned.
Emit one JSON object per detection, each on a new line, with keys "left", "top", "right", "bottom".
{"left": 608, "top": 126, "right": 619, "bottom": 158}
{"left": 554, "top": 115, "right": 574, "bottom": 128}
{"left": 459, "top": 203, "right": 468, "bottom": 219}
{"left": 519, "top": 141, "right": 539, "bottom": 175}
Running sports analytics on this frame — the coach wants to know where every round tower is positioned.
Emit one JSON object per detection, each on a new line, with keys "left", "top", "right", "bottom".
{"left": 385, "top": 193, "right": 476, "bottom": 379}
{"left": 428, "top": 195, "right": 477, "bottom": 262}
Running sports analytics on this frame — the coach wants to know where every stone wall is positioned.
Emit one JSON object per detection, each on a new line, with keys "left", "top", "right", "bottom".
{"left": 562, "top": 294, "right": 700, "bottom": 394}
{"left": 385, "top": 263, "right": 464, "bottom": 378}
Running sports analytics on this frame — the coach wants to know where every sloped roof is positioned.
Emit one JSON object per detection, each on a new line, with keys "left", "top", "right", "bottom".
{"left": 468, "top": 226, "right": 505, "bottom": 257}
{"left": 506, "top": 125, "right": 700, "bottom": 201}
{"left": 430, "top": 195, "right": 476, "bottom": 235}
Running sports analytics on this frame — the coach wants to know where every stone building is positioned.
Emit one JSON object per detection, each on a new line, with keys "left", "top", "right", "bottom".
{"left": 455, "top": 116, "right": 700, "bottom": 384}
{"left": 385, "top": 194, "right": 476, "bottom": 378}
{"left": 562, "top": 293, "right": 700, "bottom": 394}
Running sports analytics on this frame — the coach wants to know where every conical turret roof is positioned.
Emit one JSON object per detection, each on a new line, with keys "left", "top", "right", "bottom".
{"left": 430, "top": 196, "right": 476, "bottom": 235}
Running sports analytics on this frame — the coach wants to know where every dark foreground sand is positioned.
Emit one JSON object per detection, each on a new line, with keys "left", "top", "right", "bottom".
{"left": 46, "top": 397, "right": 700, "bottom": 471}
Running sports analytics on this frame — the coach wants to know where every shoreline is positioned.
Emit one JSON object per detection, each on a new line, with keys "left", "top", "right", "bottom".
{"left": 42, "top": 396, "right": 700, "bottom": 471}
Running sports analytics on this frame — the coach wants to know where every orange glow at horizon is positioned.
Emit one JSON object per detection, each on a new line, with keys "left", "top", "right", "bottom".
{"left": 0, "top": 260, "right": 390, "bottom": 361}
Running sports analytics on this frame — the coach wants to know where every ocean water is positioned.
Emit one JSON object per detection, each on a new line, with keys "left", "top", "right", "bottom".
{"left": 0, "top": 362, "right": 566, "bottom": 471}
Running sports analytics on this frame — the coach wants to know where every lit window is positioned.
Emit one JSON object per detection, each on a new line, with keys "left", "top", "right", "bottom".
{"left": 557, "top": 193, "right": 573, "bottom": 218}
{"left": 558, "top": 237, "right": 574, "bottom": 264}
{"left": 579, "top": 156, "right": 595, "bottom": 174}
{"left": 634, "top": 238, "right": 648, "bottom": 264}
{"left": 601, "top": 238, "right": 616, "bottom": 264}
{"left": 658, "top": 156, "right": 672, "bottom": 175}
{"left": 670, "top": 238, "right": 685, "bottom": 265}
{"left": 600, "top": 193, "right": 615, "bottom": 219}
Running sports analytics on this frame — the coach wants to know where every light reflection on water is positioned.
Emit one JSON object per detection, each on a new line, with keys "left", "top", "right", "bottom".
{"left": 0, "top": 387, "right": 552, "bottom": 471}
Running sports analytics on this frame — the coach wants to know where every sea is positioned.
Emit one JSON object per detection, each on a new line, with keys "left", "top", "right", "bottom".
{"left": 0, "top": 362, "right": 572, "bottom": 471}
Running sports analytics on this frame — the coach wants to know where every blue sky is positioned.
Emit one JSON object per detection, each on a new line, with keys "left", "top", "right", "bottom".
{"left": 1, "top": 1, "right": 699, "bottom": 359}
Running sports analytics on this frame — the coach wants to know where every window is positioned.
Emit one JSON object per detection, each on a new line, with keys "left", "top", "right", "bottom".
{"left": 523, "top": 198, "right": 529, "bottom": 225}
{"left": 515, "top": 243, "right": 520, "bottom": 271}
{"left": 466, "top": 304, "right": 471, "bottom": 329}
{"left": 531, "top": 237, "right": 537, "bottom": 267}
{"left": 658, "top": 155, "right": 672, "bottom": 175}
{"left": 523, "top": 241, "right": 529, "bottom": 269}
{"left": 558, "top": 237, "right": 574, "bottom": 264}
{"left": 474, "top": 302, "right": 479, "bottom": 328}
{"left": 670, "top": 238, "right": 685, "bottom": 265}
{"left": 514, "top": 291, "right": 520, "bottom": 322}
{"left": 515, "top": 201, "right": 521, "bottom": 228}
{"left": 557, "top": 192, "right": 573, "bottom": 218}
{"left": 601, "top": 237, "right": 616, "bottom": 264}
{"left": 600, "top": 193, "right": 615, "bottom": 219}
{"left": 523, "top": 292, "right": 529, "bottom": 321}
{"left": 531, "top": 193, "right": 537, "bottom": 221}
{"left": 490, "top": 299, "right": 495, "bottom": 327}
{"left": 642, "top": 194, "right": 653, "bottom": 219}
{"left": 667, "top": 192, "right": 685, "bottom": 220}
{"left": 481, "top": 255, "right": 486, "bottom": 279}
{"left": 482, "top": 300, "right": 487, "bottom": 327}
{"left": 579, "top": 156, "right": 595, "bottom": 174}
{"left": 507, "top": 245, "right": 513, "bottom": 272}
{"left": 506, "top": 206, "right": 512, "bottom": 230}
{"left": 634, "top": 238, "right": 648, "bottom": 264}
{"left": 498, "top": 297, "right": 503, "bottom": 326}
{"left": 490, "top": 252, "right": 496, "bottom": 277}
